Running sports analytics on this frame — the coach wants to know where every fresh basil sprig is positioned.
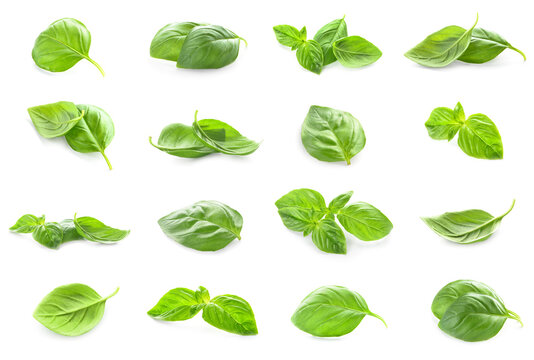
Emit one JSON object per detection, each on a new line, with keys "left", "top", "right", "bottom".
{"left": 425, "top": 102, "right": 503, "bottom": 160}
{"left": 148, "top": 286, "right": 258, "bottom": 335}
{"left": 432, "top": 280, "right": 522, "bottom": 341}
{"left": 275, "top": 189, "right": 392, "bottom": 254}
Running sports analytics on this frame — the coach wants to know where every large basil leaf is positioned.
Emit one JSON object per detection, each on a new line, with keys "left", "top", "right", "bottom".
{"left": 150, "top": 22, "right": 205, "bottom": 61}
{"left": 65, "top": 104, "right": 115, "bottom": 170}
{"left": 405, "top": 16, "right": 478, "bottom": 67}
{"left": 313, "top": 17, "right": 347, "bottom": 65}
{"left": 177, "top": 25, "right": 245, "bottom": 69}
{"left": 458, "top": 28, "right": 526, "bottom": 64}
{"left": 32, "top": 18, "right": 104, "bottom": 76}
{"left": 337, "top": 202, "right": 393, "bottom": 241}
{"left": 147, "top": 287, "right": 207, "bottom": 321}
{"left": 311, "top": 216, "right": 346, "bottom": 254}
{"left": 291, "top": 285, "right": 386, "bottom": 337}
{"left": 10, "top": 214, "right": 45, "bottom": 233}
{"left": 425, "top": 103, "right": 465, "bottom": 141}
{"left": 33, "top": 283, "right": 118, "bottom": 336}
{"left": 202, "top": 295, "right": 258, "bottom": 335}
{"left": 32, "top": 222, "right": 63, "bottom": 249}
{"left": 301, "top": 105, "right": 366, "bottom": 165}
{"left": 59, "top": 219, "right": 84, "bottom": 242}
{"left": 332, "top": 36, "right": 382, "bottom": 68}
{"left": 296, "top": 40, "right": 324, "bottom": 74}
{"left": 421, "top": 200, "right": 514, "bottom": 244}
{"left": 158, "top": 200, "right": 243, "bottom": 251}
{"left": 273, "top": 25, "right": 306, "bottom": 50}
{"left": 73, "top": 214, "right": 130, "bottom": 243}
{"left": 150, "top": 123, "right": 216, "bottom": 158}
{"left": 328, "top": 191, "right": 353, "bottom": 213}
{"left": 28, "top": 101, "right": 84, "bottom": 138}
{"left": 458, "top": 114, "right": 503, "bottom": 159}
{"left": 275, "top": 189, "right": 327, "bottom": 236}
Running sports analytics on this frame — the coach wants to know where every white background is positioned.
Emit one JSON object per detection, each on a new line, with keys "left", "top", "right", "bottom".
{"left": 0, "top": 0, "right": 532, "bottom": 358}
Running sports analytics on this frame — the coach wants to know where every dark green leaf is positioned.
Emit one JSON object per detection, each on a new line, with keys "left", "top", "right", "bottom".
{"left": 296, "top": 40, "right": 324, "bottom": 74}
{"left": 58, "top": 219, "right": 84, "bottom": 242}
{"left": 150, "top": 22, "right": 205, "bottom": 61}
{"left": 73, "top": 214, "right": 130, "bottom": 243}
{"left": 202, "top": 295, "right": 258, "bottom": 335}
{"left": 147, "top": 287, "right": 206, "bottom": 321}
{"left": 149, "top": 123, "right": 216, "bottom": 158}
{"left": 311, "top": 217, "right": 346, "bottom": 254}
{"left": 313, "top": 17, "right": 348, "bottom": 65}
{"left": 458, "top": 28, "right": 526, "bottom": 64}
{"left": 337, "top": 202, "right": 393, "bottom": 241}
{"left": 275, "top": 189, "right": 327, "bottom": 236}
{"left": 32, "top": 222, "right": 63, "bottom": 249}
{"left": 28, "top": 101, "right": 83, "bottom": 138}
{"left": 333, "top": 36, "right": 382, "bottom": 68}
{"left": 10, "top": 214, "right": 45, "bottom": 233}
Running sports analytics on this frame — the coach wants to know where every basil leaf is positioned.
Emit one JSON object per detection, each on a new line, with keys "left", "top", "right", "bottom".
{"left": 73, "top": 214, "right": 130, "bottom": 243}
{"left": 328, "top": 191, "right": 354, "bottom": 213}
{"left": 332, "top": 36, "right": 382, "bottom": 68}
{"left": 301, "top": 105, "right": 366, "bottom": 165}
{"left": 65, "top": 104, "right": 115, "bottom": 170}
{"left": 273, "top": 25, "right": 305, "bottom": 50}
{"left": 195, "top": 286, "right": 210, "bottom": 304}
{"left": 32, "top": 222, "right": 63, "bottom": 249}
{"left": 202, "top": 295, "right": 258, "bottom": 335}
{"left": 28, "top": 101, "right": 83, "bottom": 138}
{"left": 10, "top": 214, "right": 45, "bottom": 233}
{"left": 177, "top": 25, "right": 245, "bottom": 69}
{"left": 275, "top": 189, "right": 327, "bottom": 236}
{"left": 313, "top": 17, "right": 348, "bottom": 65}
{"left": 311, "top": 216, "right": 346, "bottom": 254}
{"left": 458, "top": 114, "right": 503, "bottom": 159}
{"left": 299, "top": 27, "right": 307, "bottom": 41}
{"left": 150, "top": 22, "right": 205, "bottom": 61}
{"left": 421, "top": 200, "right": 514, "bottom": 244}
{"left": 425, "top": 105, "right": 464, "bottom": 141}
{"left": 150, "top": 123, "right": 216, "bottom": 158}
{"left": 147, "top": 287, "right": 207, "bottom": 321}
{"left": 458, "top": 28, "right": 526, "bottom": 64}
{"left": 296, "top": 40, "right": 324, "bottom": 74}
{"left": 405, "top": 15, "right": 478, "bottom": 67}
{"left": 33, "top": 283, "right": 118, "bottom": 336}
{"left": 337, "top": 202, "right": 393, "bottom": 241}
{"left": 32, "top": 18, "right": 104, "bottom": 76}
{"left": 59, "top": 219, "right": 84, "bottom": 242}
{"left": 158, "top": 200, "right": 243, "bottom": 251}
{"left": 291, "top": 285, "right": 386, "bottom": 337}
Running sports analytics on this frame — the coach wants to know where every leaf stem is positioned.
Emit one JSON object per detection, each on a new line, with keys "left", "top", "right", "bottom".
{"left": 502, "top": 199, "right": 516, "bottom": 217}
{"left": 369, "top": 311, "right": 388, "bottom": 328}
{"left": 507, "top": 309, "right": 523, "bottom": 327}
{"left": 105, "top": 287, "right": 120, "bottom": 300}
{"left": 101, "top": 151, "right": 112, "bottom": 170}
{"left": 509, "top": 45, "right": 527, "bottom": 61}
{"left": 85, "top": 56, "right": 105, "bottom": 77}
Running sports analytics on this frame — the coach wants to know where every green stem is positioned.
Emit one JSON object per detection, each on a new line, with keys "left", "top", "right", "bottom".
{"left": 101, "top": 151, "right": 112, "bottom": 170}
{"left": 369, "top": 312, "right": 388, "bottom": 328}
{"left": 507, "top": 309, "right": 523, "bottom": 327}
{"left": 501, "top": 199, "right": 516, "bottom": 217}
{"left": 509, "top": 45, "right": 527, "bottom": 61}
{"left": 105, "top": 287, "right": 120, "bottom": 300}
{"left": 85, "top": 56, "right": 105, "bottom": 77}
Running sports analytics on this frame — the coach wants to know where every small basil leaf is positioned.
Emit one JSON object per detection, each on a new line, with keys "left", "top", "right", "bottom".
{"left": 301, "top": 105, "right": 366, "bottom": 165}
{"left": 33, "top": 284, "right": 118, "bottom": 336}
{"left": 202, "top": 294, "right": 258, "bottom": 335}
{"left": 311, "top": 217, "right": 346, "bottom": 254}
{"left": 150, "top": 123, "right": 216, "bottom": 158}
{"left": 10, "top": 214, "right": 45, "bottom": 233}
{"left": 299, "top": 26, "right": 307, "bottom": 41}
{"left": 457, "top": 114, "right": 503, "bottom": 159}
{"left": 328, "top": 191, "right": 354, "bottom": 213}
{"left": 421, "top": 200, "right": 514, "bottom": 244}
{"left": 337, "top": 202, "right": 393, "bottom": 241}
{"left": 313, "top": 17, "right": 348, "bottom": 65}
{"left": 291, "top": 285, "right": 386, "bottom": 337}
{"left": 150, "top": 22, "right": 206, "bottom": 61}
{"left": 59, "top": 219, "right": 85, "bottom": 243}
{"left": 73, "top": 214, "right": 130, "bottom": 243}
{"left": 296, "top": 40, "right": 324, "bottom": 74}
{"left": 458, "top": 28, "right": 526, "bottom": 64}
{"left": 32, "top": 18, "right": 104, "bottom": 76}
{"left": 425, "top": 106, "right": 463, "bottom": 141}
{"left": 453, "top": 102, "right": 466, "bottom": 122}
{"left": 158, "top": 200, "right": 243, "bottom": 251}
{"left": 147, "top": 287, "right": 206, "bottom": 321}
{"left": 275, "top": 189, "right": 327, "bottom": 235}
{"left": 273, "top": 25, "right": 304, "bottom": 49}
{"left": 32, "top": 222, "right": 63, "bottom": 249}
{"left": 405, "top": 15, "right": 478, "bottom": 67}
{"left": 333, "top": 36, "right": 382, "bottom": 68}
{"left": 195, "top": 286, "right": 211, "bottom": 304}
{"left": 28, "top": 101, "right": 83, "bottom": 138}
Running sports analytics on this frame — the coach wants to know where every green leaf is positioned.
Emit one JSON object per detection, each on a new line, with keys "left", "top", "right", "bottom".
{"left": 457, "top": 114, "right": 503, "bottom": 159}
{"left": 299, "top": 27, "right": 307, "bottom": 41}
{"left": 273, "top": 25, "right": 305, "bottom": 49}
{"left": 333, "top": 36, "right": 382, "bottom": 68}
{"left": 73, "top": 214, "right": 130, "bottom": 243}
{"left": 33, "top": 283, "right": 118, "bottom": 336}
{"left": 58, "top": 219, "right": 84, "bottom": 242}
{"left": 421, "top": 200, "right": 514, "bottom": 244}
{"left": 150, "top": 22, "right": 205, "bottom": 61}
{"left": 405, "top": 15, "right": 478, "bottom": 67}
{"left": 147, "top": 287, "right": 206, "bottom": 321}
{"left": 337, "top": 202, "right": 393, "bottom": 241}
{"left": 328, "top": 191, "right": 354, "bottom": 213}
{"left": 32, "top": 222, "right": 63, "bottom": 249}
{"left": 275, "top": 189, "right": 327, "bottom": 236}
{"left": 301, "top": 105, "right": 366, "bottom": 165}
{"left": 32, "top": 18, "right": 104, "bottom": 76}
{"left": 458, "top": 28, "right": 526, "bottom": 64}
{"left": 291, "top": 285, "right": 386, "bottom": 337}
{"left": 64, "top": 104, "right": 115, "bottom": 170}
{"left": 313, "top": 17, "right": 348, "bottom": 65}
{"left": 195, "top": 286, "right": 211, "bottom": 304}
{"left": 425, "top": 105, "right": 464, "bottom": 141}
{"left": 311, "top": 217, "right": 346, "bottom": 254}
{"left": 202, "top": 294, "right": 258, "bottom": 335}
{"left": 28, "top": 101, "right": 84, "bottom": 138}
{"left": 177, "top": 25, "right": 244, "bottom": 69}
{"left": 10, "top": 214, "right": 45, "bottom": 233}
{"left": 296, "top": 40, "right": 324, "bottom": 74}
{"left": 149, "top": 123, "right": 216, "bottom": 158}
{"left": 158, "top": 200, "right": 243, "bottom": 251}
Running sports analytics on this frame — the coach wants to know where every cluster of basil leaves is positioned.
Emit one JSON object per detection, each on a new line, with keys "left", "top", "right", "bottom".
{"left": 10, "top": 213, "right": 130, "bottom": 249}
{"left": 405, "top": 14, "right": 526, "bottom": 67}
{"left": 274, "top": 16, "right": 382, "bottom": 74}
{"left": 150, "top": 22, "right": 246, "bottom": 69}
{"left": 425, "top": 102, "right": 503, "bottom": 160}
{"left": 150, "top": 111, "right": 260, "bottom": 158}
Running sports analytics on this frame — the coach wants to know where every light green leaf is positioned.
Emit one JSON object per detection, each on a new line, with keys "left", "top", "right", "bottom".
{"left": 202, "top": 294, "right": 258, "bottom": 335}
{"left": 337, "top": 202, "right": 393, "bottom": 241}
{"left": 149, "top": 123, "right": 216, "bottom": 158}
{"left": 333, "top": 36, "right": 382, "bottom": 68}
{"left": 10, "top": 214, "right": 45, "bottom": 233}
{"left": 311, "top": 217, "right": 346, "bottom": 254}
{"left": 32, "top": 222, "right": 63, "bottom": 249}
{"left": 28, "top": 101, "right": 83, "bottom": 138}
{"left": 275, "top": 189, "right": 327, "bottom": 236}
{"left": 457, "top": 113, "right": 503, "bottom": 159}
{"left": 273, "top": 25, "right": 304, "bottom": 49}
{"left": 296, "top": 40, "right": 324, "bottom": 74}
{"left": 73, "top": 214, "right": 130, "bottom": 243}
{"left": 58, "top": 219, "right": 84, "bottom": 242}
{"left": 313, "top": 17, "right": 348, "bottom": 65}
{"left": 328, "top": 191, "right": 354, "bottom": 213}
{"left": 150, "top": 22, "right": 205, "bottom": 61}
{"left": 147, "top": 287, "right": 206, "bottom": 321}
{"left": 458, "top": 28, "right": 526, "bottom": 64}
{"left": 425, "top": 105, "right": 463, "bottom": 141}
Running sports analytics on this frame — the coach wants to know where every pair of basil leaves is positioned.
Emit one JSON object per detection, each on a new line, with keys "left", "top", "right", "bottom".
{"left": 274, "top": 16, "right": 381, "bottom": 74}
{"left": 150, "top": 22, "right": 246, "bottom": 69}
{"left": 34, "top": 283, "right": 118, "bottom": 336}
{"left": 302, "top": 105, "right": 365, "bottom": 165}
{"left": 405, "top": 15, "right": 526, "bottom": 67}
{"left": 275, "top": 189, "right": 393, "bottom": 254}
{"left": 432, "top": 280, "right": 522, "bottom": 341}
{"left": 425, "top": 102, "right": 503, "bottom": 160}
{"left": 148, "top": 286, "right": 257, "bottom": 335}
{"left": 28, "top": 101, "right": 115, "bottom": 169}
{"left": 32, "top": 18, "right": 104, "bottom": 76}
{"left": 150, "top": 111, "right": 260, "bottom": 158}
{"left": 10, "top": 213, "right": 130, "bottom": 249}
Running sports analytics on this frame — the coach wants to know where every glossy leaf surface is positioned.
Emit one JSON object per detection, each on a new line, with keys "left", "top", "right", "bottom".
{"left": 32, "top": 222, "right": 63, "bottom": 249}
{"left": 296, "top": 40, "right": 324, "bottom": 74}
{"left": 74, "top": 214, "right": 130, "bottom": 243}
{"left": 337, "top": 202, "right": 393, "bottom": 241}
{"left": 202, "top": 295, "right": 258, "bottom": 335}
{"left": 275, "top": 189, "right": 327, "bottom": 236}
{"left": 458, "top": 114, "right": 503, "bottom": 159}
{"left": 10, "top": 214, "right": 45, "bottom": 233}
{"left": 333, "top": 36, "right": 382, "bottom": 68}
{"left": 150, "top": 22, "right": 204, "bottom": 61}
{"left": 147, "top": 287, "right": 207, "bottom": 321}
{"left": 313, "top": 17, "right": 347, "bottom": 65}
{"left": 458, "top": 28, "right": 526, "bottom": 64}
{"left": 328, "top": 191, "right": 353, "bottom": 213}
{"left": 28, "top": 101, "right": 83, "bottom": 138}
{"left": 273, "top": 25, "right": 305, "bottom": 49}
{"left": 149, "top": 123, "right": 216, "bottom": 158}
{"left": 311, "top": 217, "right": 346, "bottom": 254}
